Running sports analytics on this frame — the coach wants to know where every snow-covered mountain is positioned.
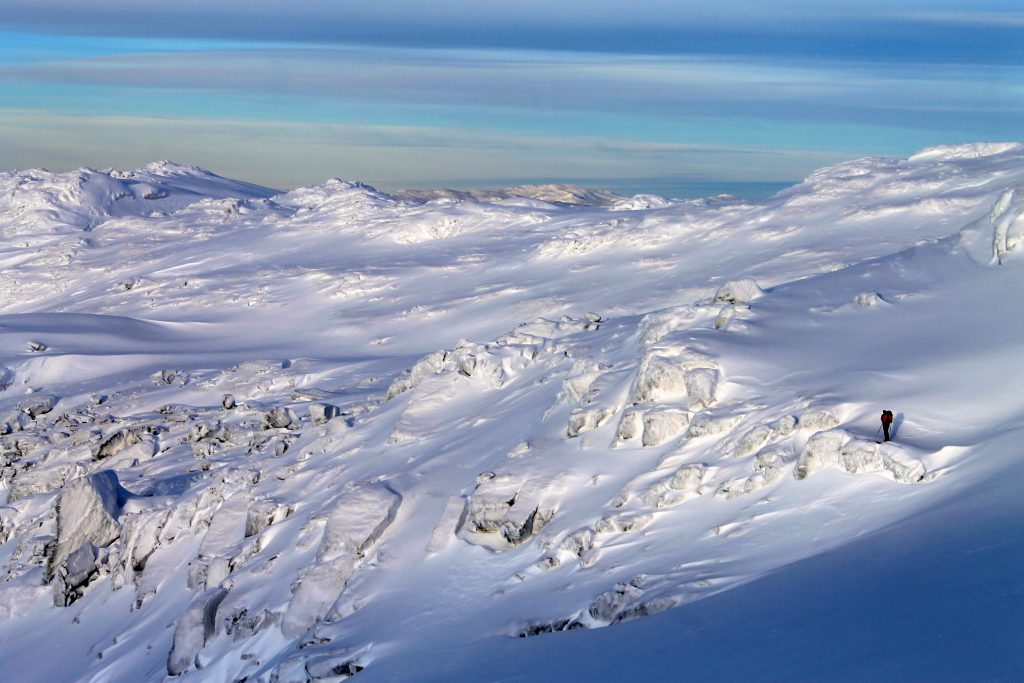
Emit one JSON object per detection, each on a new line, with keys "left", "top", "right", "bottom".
{"left": 1, "top": 143, "right": 1022, "bottom": 682}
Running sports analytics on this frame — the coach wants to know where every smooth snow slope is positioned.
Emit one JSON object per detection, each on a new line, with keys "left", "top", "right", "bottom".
{"left": 0, "top": 144, "right": 1022, "bottom": 682}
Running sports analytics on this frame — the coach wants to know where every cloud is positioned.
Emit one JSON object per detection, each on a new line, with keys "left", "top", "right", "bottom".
{"left": 0, "top": 5, "right": 1019, "bottom": 192}
{"left": 1, "top": 1, "right": 1021, "bottom": 63}
{"left": 890, "top": 10, "right": 1024, "bottom": 27}
{"left": 0, "top": 1, "right": 831, "bottom": 32}
{"left": 0, "top": 44, "right": 1000, "bottom": 107}
{"left": 0, "top": 108, "right": 850, "bottom": 191}
{"left": 2, "top": 43, "right": 1018, "bottom": 138}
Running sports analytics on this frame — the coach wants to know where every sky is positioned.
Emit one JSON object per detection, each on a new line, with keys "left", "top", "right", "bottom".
{"left": 0, "top": 1, "right": 1022, "bottom": 197}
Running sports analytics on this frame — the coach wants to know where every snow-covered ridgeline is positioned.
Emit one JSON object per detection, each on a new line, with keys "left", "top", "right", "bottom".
{"left": 0, "top": 143, "right": 1023, "bottom": 681}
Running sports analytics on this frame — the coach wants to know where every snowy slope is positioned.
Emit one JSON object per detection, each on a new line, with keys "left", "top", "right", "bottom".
{"left": 0, "top": 144, "right": 1022, "bottom": 682}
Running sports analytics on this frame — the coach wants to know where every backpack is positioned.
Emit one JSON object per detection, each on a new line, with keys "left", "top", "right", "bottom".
{"left": 882, "top": 410, "right": 893, "bottom": 423}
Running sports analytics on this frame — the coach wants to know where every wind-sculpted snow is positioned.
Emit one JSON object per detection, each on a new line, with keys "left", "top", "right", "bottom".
{"left": 1, "top": 145, "right": 1024, "bottom": 681}
{"left": 0, "top": 162, "right": 274, "bottom": 238}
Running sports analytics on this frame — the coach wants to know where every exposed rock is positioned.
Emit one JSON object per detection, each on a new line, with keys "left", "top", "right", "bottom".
{"left": 881, "top": 447, "right": 927, "bottom": 483}
{"left": 798, "top": 409, "right": 840, "bottom": 431}
{"left": 319, "top": 485, "right": 402, "bottom": 562}
{"left": 448, "top": 342, "right": 505, "bottom": 387}
{"left": 199, "top": 497, "right": 249, "bottom": 560}
{"left": 615, "top": 408, "right": 644, "bottom": 443}
{"left": 855, "top": 292, "right": 885, "bottom": 307}
{"left": 839, "top": 439, "right": 884, "bottom": 474}
{"left": 19, "top": 395, "right": 57, "bottom": 420}
{"left": 167, "top": 587, "right": 230, "bottom": 676}
{"left": 683, "top": 368, "right": 719, "bottom": 409}
{"left": 794, "top": 430, "right": 849, "bottom": 480}
{"left": 716, "top": 478, "right": 750, "bottom": 499}
{"left": 0, "top": 366, "right": 13, "bottom": 391}
{"left": 118, "top": 507, "right": 173, "bottom": 581}
{"left": 732, "top": 425, "right": 774, "bottom": 457}
{"left": 245, "top": 501, "right": 290, "bottom": 538}
{"left": 223, "top": 607, "right": 279, "bottom": 641}
{"left": 0, "top": 510, "right": 14, "bottom": 544}
{"left": 756, "top": 450, "right": 788, "bottom": 484}
{"left": 52, "top": 541, "right": 100, "bottom": 607}
{"left": 309, "top": 403, "right": 341, "bottom": 426}
{"left": 263, "top": 407, "right": 299, "bottom": 430}
{"left": 550, "top": 527, "right": 599, "bottom": 569}
{"left": 386, "top": 351, "right": 447, "bottom": 399}
{"left": 517, "top": 618, "right": 580, "bottom": 638}
{"left": 49, "top": 471, "right": 127, "bottom": 580}
{"left": 560, "top": 366, "right": 602, "bottom": 404}
{"left": 716, "top": 453, "right": 788, "bottom": 498}
{"left": 0, "top": 410, "right": 28, "bottom": 435}
{"left": 157, "top": 404, "right": 194, "bottom": 422}
{"left": 567, "top": 406, "right": 616, "bottom": 438}
{"left": 713, "top": 278, "right": 764, "bottom": 304}
{"left": 630, "top": 355, "right": 687, "bottom": 404}
{"left": 0, "top": 434, "right": 44, "bottom": 466}
{"left": 188, "top": 423, "right": 212, "bottom": 443}
{"left": 94, "top": 427, "right": 151, "bottom": 460}
{"left": 668, "top": 464, "right": 707, "bottom": 492}
{"left": 770, "top": 414, "right": 797, "bottom": 436}
{"left": 156, "top": 368, "right": 179, "bottom": 385}
{"left": 281, "top": 484, "right": 402, "bottom": 637}
{"left": 640, "top": 463, "right": 707, "bottom": 508}
{"left": 594, "top": 512, "right": 653, "bottom": 535}
{"left": 588, "top": 582, "right": 644, "bottom": 622}
{"left": 714, "top": 306, "right": 736, "bottom": 330}
{"left": 459, "top": 474, "right": 555, "bottom": 549}
{"left": 612, "top": 597, "right": 677, "bottom": 623}
{"left": 9, "top": 463, "right": 86, "bottom": 503}
{"left": 305, "top": 655, "right": 365, "bottom": 680}
{"left": 427, "top": 496, "right": 468, "bottom": 554}
{"left": 642, "top": 408, "right": 690, "bottom": 447}
{"left": 686, "top": 413, "right": 737, "bottom": 438}
{"left": 796, "top": 432, "right": 925, "bottom": 483}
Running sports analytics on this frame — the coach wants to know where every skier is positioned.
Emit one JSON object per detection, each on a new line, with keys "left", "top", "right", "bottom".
{"left": 880, "top": 409, "right": 894, "bottom": 442}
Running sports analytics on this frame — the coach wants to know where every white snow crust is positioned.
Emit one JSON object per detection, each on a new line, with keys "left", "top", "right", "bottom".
{"left": 1, "top": 146, "right": 1024, "bottom": 681}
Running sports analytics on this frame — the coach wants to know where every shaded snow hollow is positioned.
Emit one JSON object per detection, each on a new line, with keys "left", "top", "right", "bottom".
{"left": 1, "top": 143, "right": 1023, "bottom": 681}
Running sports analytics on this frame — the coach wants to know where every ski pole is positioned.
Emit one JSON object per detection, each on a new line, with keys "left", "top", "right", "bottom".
{"left": 875, "top": 425, "right": 882, "bottom": 439}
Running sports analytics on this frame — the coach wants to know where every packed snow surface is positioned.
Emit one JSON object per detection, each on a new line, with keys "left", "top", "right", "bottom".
{"left": 1, "top": 144, "right": 1023, "bottom": 681}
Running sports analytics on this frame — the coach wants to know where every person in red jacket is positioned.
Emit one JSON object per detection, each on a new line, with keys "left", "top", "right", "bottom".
{"left": 880, "top": 410, "right": 894, "bottom": 441}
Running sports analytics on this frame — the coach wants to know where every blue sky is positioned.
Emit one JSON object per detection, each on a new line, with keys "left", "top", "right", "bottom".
{"left": 0, "top": 1, "right": 1021, "bottom": 196}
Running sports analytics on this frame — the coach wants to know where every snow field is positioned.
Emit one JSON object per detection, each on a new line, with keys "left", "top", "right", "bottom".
{"left": 0, "top": 143, "right": 1023, "bottom": 680}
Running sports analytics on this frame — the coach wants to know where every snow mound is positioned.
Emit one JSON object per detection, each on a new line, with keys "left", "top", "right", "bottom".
{"left": 959, "top": 188, "right": 1024, "bottom": 265}
{"left": 794, "top": 429, "right": 926, "bottom": 483}
{"left": 0, "top": 164, "right": 275, "bottom": 235}
{"left": 908, "top": 142, "right": 1023, "bottom": 163}
{"left": 282, "top": 483, "right": 402, "bottom": 637}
